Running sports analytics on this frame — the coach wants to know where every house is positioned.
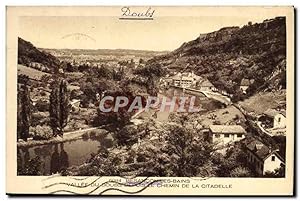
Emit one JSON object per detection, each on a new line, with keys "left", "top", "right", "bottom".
{"left": 159, "top": 75, "right": 173, "bottom": 87}
{"left": 170, "top": 71, "right": 204, "bottom": 88}
{"left": 208, "top": 125, "right": 246, "bottom": 146}
{"left": 172, "top": 73, "right": 194, "bottom": 88}
{"left": 197, "top": 79, "right": 217, "bottom": 91}
{"left": 259, "top": 109, "right": 286, "bottom": 129}
{"left": 240, "top": 78, "right": 254, "bottom": 94}
{"left": 29, "top": 62, "right": 42, "bottom": 70}
{"left": 245, "top": 139, "right": 285, "bottom": 176}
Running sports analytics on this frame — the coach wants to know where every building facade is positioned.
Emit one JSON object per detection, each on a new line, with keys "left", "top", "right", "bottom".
{"left": 172, "top": 73, "right": 194, "bottom": 88}
{"left": 240, "top": 78, "right": 254, "bottom": 94}
{"left": 260, "top": 109, "right": 286, "bottom": 129}
{"left": 208, "top": 125, "right": 246, "bottom": 146}
{"left": 246, "top": 139, "right": 285, "bottom": 176}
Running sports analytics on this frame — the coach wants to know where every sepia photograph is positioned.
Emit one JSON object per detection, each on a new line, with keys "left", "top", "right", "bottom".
{"left": 6, "top": 6, "right": 295, "bottom": 195}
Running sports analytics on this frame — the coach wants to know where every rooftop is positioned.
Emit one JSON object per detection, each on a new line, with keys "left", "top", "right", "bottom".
{"left": 209, "top": 125, "right": 246, "bottom": 134}
{"left": 263, "top": 108, "right": 286, "bottom": 118}
{"left": 246, "top": 138, "right": 284, "bottom": 162}
{"left": 172, "top": 74, "right": 194, "bottom": 81}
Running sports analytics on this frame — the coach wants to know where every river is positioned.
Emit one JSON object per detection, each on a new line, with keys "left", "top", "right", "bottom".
{"left": 17, "top": 135, "right": 113, "bottom": 175}
{"left": 18, "top": 87, "right": 218, "bottom": 175}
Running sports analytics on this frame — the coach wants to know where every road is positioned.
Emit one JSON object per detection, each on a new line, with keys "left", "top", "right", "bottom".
{"left": 201, "top": 91, "right": 232, "bottom": 105}
{"left": 171, "top": 85, "right": 232, "bottom": 106}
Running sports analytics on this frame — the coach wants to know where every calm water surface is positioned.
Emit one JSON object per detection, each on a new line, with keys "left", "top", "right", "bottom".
{"left": 18, "top": 136, "right": 113, "bottom": 175}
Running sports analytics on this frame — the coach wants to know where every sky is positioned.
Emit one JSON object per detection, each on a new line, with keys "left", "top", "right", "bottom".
{"left": 19, "top": 15, "right": 280, "bottom": 51}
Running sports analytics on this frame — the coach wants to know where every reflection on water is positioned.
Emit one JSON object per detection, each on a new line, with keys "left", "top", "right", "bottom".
{"left": 50, "top": 143, "right": 69, "bottom": 174}
{"left": 18, "top": 135, "right": 113, "bottom": 175}
{"left": 17, "top": 88, "right": 214, "bottom": 176}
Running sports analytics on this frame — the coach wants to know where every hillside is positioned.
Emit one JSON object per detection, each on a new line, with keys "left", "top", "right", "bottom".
{"left": 17, "top": 64, "right": 51, "bottom": 81}
{"left": 239, "top": 90, "right": 286, "bottom": 114}
{"left": 150, "top": 17, "right": 287, "bottom": 97}
{"left": 18, "top": 37, "right": 60, "bottom": 73}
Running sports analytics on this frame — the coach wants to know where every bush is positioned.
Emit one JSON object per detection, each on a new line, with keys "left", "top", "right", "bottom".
{"left": 82, "top": 132, "right": 89, "bottom": 141}
{"left": 89, "top": 130, "right": 96, "bottom": 138}
{"left": 31, "top": 112, "right": 49, "bottom": 126}
{"left": 40, "top": 91, "right": 47, "bottom": 96}
{"left": 70, "top": 89, "right": 83, "bottom": 100}
{"left": 31, "top": 125, "right": 53, "bottom": 140}
{"left": 35, "top": 100, "right": 49, "bottom": 112}
{"left": 17, "top": 156, "right": 42, "bottom": 175}
{"left": 230, "top": 166, "right": 252, "bottom": 177}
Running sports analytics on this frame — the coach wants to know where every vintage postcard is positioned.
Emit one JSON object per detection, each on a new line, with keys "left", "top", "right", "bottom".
{"left": 6, "top": 6, "right": 294, "bottom": 196}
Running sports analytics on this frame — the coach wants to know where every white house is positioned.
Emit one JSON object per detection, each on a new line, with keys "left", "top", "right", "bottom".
{"left": 208, "top": 125, "right": 246, "bottom": 146}
{"left": 240, "top": 78, "right": 254, "bottom": 94}
{"left": 260, "top": 109, "right": 286, "bottom": 129}
{"left": 172, "top": 73, "right": 194, "bottom": 88}
{"left": 246, "top": 139, "right": 285, "bottom": 176}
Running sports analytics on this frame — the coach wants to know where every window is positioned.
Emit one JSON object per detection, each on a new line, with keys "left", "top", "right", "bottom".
{"left": 215, "top": 134, "right": 220, "bottom": 138}
{"left": 271, "top": 156, "right": 276, "bottom": 161}
{"left": 278, "top": 117, "right": 281, "bottom": 123}
{"left": 237, "top": 134, "right": 243, "bottom": 138}
{"left": 224, "top": 134, "right": 230, "bottom": 138}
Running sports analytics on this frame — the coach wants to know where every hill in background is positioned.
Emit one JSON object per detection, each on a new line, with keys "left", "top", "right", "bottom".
{"left": 18, "top": 37, "right": 61, "bottom": 73}
{"left": 150, "top": 17, "right": 286, "bottom": 99}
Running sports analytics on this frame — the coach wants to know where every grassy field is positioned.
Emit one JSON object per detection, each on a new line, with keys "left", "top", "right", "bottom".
{"left": 17, "top": 64, "right": 51, "bottom": 80}
{"left": 239, "top": 90, "right": 286, "bottom": 114}
{"left": 200, "top": 105, "right": 245, "bottom": 127}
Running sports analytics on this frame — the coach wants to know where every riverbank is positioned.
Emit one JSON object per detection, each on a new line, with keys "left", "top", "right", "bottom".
{"left": 17, "top": 127, "right": 107, "bottom": 148}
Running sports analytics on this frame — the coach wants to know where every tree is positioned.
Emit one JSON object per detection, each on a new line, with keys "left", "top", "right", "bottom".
{"left": 17, "top": 75, "right": 31, "bottom": 141}
{"left": 230, "top": 166, "right": 252, "bottom": 177}
{"left": 139, "top": 58, "right": 145, "bottom": 64}
{"left": 115, "top": 125, "right": 139, "bottom": 147}
{"left": 49, "top": 79, "right": 70, "bottom": 137}
{"left": 93, "top": 105, "right": 131, "bottom": 131}
{"left": 18, "top": 156, "right": 42, "bottom": 175}
{"left": 164, "top": 124, "right": 216, "bottom": 177}
{"left": 215, "top": 144, "right": 251, "bottom": 177}
{"left": 146, "top": 75, "right": 158, "bottom": 96}
{"left": 65, "top": 62, "right": 75, "bottom": 72}
{"left": 96, "top": 65, "right": 113, "bottom": 79}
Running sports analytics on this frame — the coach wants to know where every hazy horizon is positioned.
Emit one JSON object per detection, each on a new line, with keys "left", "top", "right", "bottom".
{"left": 19, "top": 15, "right": 281, "bottom": 51}
{"left": 37, "top": 46, "right": 169, "bottom": 52}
